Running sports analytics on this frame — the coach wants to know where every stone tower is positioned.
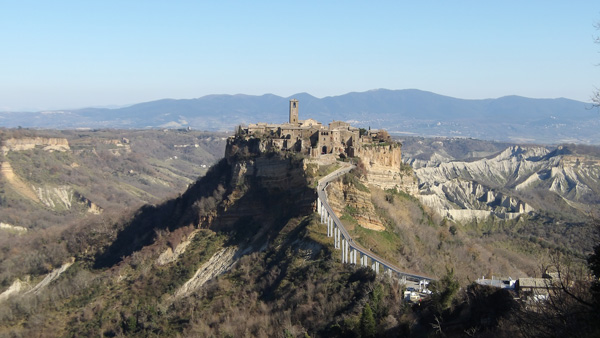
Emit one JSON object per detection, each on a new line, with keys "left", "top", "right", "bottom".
{"left": 289, "top": 99, "right": 299, "bottom": 124}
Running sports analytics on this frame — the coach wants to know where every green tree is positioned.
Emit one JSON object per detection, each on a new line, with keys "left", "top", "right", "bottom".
{"left": 432, "top": 268, "right": 460, "bottom": 312}
{"left": 359, "top": 303, "right": 376, "bottom": 338}
{"left": 370, "top": 284, "right": 384, "bottom": 319}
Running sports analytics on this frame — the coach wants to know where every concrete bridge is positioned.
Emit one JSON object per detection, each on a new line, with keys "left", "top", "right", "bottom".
{"left": 316, "top": 163, "right": 434, "bottom": 285}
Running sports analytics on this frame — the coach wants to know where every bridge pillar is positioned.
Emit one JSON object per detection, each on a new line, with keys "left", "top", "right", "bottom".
{"left": 330, "top": 219, "right": 334, "bottom": 238}
{"left": 372, "top": 261, "right": 380, "bottom": 274}
{"left": 319, "top": 203, "right": 325, "bottom": 223}
{"left": 345, "top": 239, "right": 349, "bottom": 263}
{"left": 335, "top": 226, "right": 338, "bottom": 248}
{"left": 330, "top": 217, "right": 334, "bottom": 237}
{"left": 320, "top": 205, "right": 324, "bottom": 223}
{"left": 383, "top": 266, "right": 392, "bottom": 277}
{"left": 345, "top": 241, "right": 349, "bottom": 263}
{"left": 334, "top": 226, "right": 340, "bottom": 249}
{"left": 333, "top": 226, "right": 336, "bottom": 248}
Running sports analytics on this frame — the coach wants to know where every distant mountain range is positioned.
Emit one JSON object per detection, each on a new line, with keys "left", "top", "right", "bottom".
{"left": 1, "top": 89, "right": 598, "bottom": 144}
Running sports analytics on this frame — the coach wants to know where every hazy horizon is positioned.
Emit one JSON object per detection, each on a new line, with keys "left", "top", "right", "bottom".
{"left": 1, "top": 88, "right": 592, "bottom": 113}
{"left": 1, "top": 1, "right": 599, "bottom": 111}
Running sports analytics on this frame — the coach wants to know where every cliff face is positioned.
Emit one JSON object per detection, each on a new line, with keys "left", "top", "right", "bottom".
{"left": 357, "top": 144, "right": 418, "bottom": 194}
{"left": 409, "top": 145, "right": 600, "bottom": 221}
{"left": 1, "top": 137, "right": 70, "bottom": 154}
{"left": 221, "top": 136, "right": 413, "bottom": 233}
{"left": 96, "top": 136, "right": 315, "bottom": 267}
{"left": 325, "top": 179, "right": 385, "bottom": 231}
{"left": 214, "top": 137, "right": 316, "bottom": 231}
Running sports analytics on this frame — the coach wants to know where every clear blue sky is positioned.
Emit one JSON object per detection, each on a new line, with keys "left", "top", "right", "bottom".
{"left": 1, "top": 1, "right": 599, "bottom": 111}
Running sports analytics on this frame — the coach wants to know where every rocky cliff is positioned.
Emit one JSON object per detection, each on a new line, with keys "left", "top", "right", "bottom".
{"left": 356, "top": 143, "right": 419, "bottom": 195}
{"left": 407, "top": 144, "right": 600, "bottom": 221}
{"left": 325, "top": 179, "right": 385, "bottom": 231}
{"left": 1, "top": 137, "right": 70, "bottom": 155}
{"left": 96, "top": 135, "right": 315, "bottom": 268}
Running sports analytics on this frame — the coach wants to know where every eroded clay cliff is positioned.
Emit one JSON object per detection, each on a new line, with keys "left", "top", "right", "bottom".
{"left": 1, "top": 137, "right": 70, "bottom": 155}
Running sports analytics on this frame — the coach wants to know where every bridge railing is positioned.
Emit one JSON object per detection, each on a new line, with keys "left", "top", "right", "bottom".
{"left": 316, "top": 164, "right": 434, "bottom": 283}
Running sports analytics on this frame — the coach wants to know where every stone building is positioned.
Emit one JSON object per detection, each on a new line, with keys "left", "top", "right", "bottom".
{"left": 243, "top": 99, "right": 395, "bottom": 160}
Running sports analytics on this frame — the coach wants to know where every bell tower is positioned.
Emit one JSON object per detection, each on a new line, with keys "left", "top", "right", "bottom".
{"left": 289, "top": 99, "right": 299, "bottom": 124}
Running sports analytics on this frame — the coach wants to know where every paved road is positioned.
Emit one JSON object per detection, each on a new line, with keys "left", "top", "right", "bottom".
{"left": 317, "top": 162, "right": 434, "bottom": 284}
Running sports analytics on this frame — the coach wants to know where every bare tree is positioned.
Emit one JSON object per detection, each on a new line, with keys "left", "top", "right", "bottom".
{"left": 512, "top": 248, "right": 599, "bottom": 338}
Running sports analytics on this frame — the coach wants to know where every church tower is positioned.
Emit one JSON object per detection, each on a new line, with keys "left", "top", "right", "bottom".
{"left": 289, "top": 99, "right": 299, "bottom": 124}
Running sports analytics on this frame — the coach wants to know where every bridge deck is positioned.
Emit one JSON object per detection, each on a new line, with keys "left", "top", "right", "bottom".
{"left": 317, "top": 162, "right": 434, "bottom": 282}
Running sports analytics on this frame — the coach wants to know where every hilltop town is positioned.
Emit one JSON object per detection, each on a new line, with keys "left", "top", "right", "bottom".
{"left": 238, "top": 99, "right": 397, "bottom": 159}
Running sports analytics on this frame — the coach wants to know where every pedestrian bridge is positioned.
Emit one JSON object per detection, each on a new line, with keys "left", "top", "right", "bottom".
{"left": 316, "top": 163, "right": 434, "bottom": 284}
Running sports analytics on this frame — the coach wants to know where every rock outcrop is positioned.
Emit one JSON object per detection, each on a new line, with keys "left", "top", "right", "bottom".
{"left": 1, "top": 137, "right": 70, "bottom": 155}
{"left": 0, "top": 278, "right": 29, "bottom": 303}
{"left": 409, "top": 145, "right": 600, "bottom": 221}
{"left": 357, "top": 144, "right": 419, "bottom": 194}
{"left": 172, "top": 246, "right": 239, "bottom": 299}
{"left": 25, "top": 259, "right": 74, "bottom": 295}
{"left": 221, "top": 136, "right": 411, "bottom": 232}
{"left": 325, "top": 179, "right": 385, "bottom": 231}
{"left": 156, "top": 229, "right": 200, "bottom": 266}
{"left": 0, "top": 222, "right": 28, "bottom": 233}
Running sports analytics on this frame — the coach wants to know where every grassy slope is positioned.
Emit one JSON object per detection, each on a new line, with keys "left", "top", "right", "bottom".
{"left": 337, "top": 170, "right": 594, "bottom": 283}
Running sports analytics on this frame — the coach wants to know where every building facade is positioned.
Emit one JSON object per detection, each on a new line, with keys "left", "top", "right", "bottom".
{"left": 243, "top": 99, "right": 378, "bottom": 158}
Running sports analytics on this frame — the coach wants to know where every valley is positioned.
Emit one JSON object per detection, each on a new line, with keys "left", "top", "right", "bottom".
{"left": 0, "top": 128, "right": 228, "bottom": 230}
{"left": 0, "top": 127, "right": 598, "bottom": 337}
